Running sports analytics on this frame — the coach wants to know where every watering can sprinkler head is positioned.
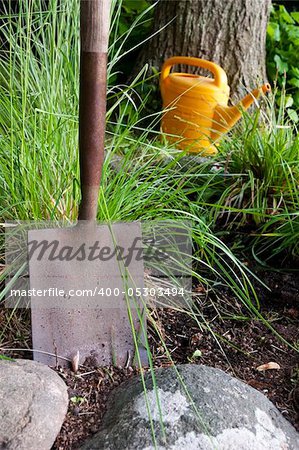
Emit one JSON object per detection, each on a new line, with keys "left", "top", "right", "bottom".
{"left": 160, "top": 56, "right": 271, "bottom": 155}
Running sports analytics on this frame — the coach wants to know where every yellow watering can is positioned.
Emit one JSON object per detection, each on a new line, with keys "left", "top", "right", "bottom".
{"left": 160, "top": 56, "right": 271, "bottom": 155}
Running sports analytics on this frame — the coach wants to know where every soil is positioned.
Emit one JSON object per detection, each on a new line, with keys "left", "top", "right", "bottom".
{"left": 0, "top": 269, "right": 298, "bottom": 449}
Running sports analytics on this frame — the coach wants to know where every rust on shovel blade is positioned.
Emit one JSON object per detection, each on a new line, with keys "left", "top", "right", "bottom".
{"left": 28, "top": 222, "right": 147, "bottom": 367}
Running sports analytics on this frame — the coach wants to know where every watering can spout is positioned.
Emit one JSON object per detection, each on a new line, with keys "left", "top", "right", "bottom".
{"left": 212, "top": 83, "right": 271, "bottom": 139}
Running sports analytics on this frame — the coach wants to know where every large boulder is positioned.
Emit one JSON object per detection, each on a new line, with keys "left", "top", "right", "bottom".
{"left": 0, "top": 359, "right": 68, "bottom": 450}
{"left": 80, "top": 364, "right": 299, "bottom": 450}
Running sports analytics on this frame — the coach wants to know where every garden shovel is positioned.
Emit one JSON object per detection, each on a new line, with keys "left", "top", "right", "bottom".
{"left": 28, "top": 0, "right": 146, "bottom": 368}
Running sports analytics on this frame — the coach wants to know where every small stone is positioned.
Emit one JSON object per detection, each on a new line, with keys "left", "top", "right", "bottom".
{"left": 0, "top": 359, "right": 68, "bottom": 450}
{"left": 73, "top": 406, "right": 80, "bottom": 416}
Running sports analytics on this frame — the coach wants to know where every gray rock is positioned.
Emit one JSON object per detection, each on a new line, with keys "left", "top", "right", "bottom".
{"left": 105, "top": 150, "right": 213, "bottom": 174}
{"left": 0, "top": 359, "right": 68, "bottom": 450}
{"left": 80, "top": 364, "right": 299, "bottom": 450}
{"left": 167, "top": 154, "right": 211, "bottom": 169}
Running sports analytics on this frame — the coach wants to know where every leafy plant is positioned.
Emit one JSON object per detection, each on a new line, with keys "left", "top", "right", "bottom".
{"left": 70, "top": 396, "right": 87, "bottom": 405}
{"left": 109, "top": 0, "right": 153, "bottom": 83}
{"left": 267, "top": 5, "right": 299, "bottom": 119}
{"left": 118, "top": 0, "right": 151, "bottom": 36}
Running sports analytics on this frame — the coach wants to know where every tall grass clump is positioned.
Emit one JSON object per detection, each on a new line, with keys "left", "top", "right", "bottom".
{"left": 195, "top": 89, "right": 299, "bottom": 264}
{"left": 0, "top": 0, "right": 156, "bottom": 220}
{"left": 0, "top": 0, "right": 80, "bottom": 220}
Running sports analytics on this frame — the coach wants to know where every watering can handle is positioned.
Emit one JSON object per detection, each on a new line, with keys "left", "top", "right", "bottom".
{"left": 160, "top": 56, "right": 228, "bottom": 88}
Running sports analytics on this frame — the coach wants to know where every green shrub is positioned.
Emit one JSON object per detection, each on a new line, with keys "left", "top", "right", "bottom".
{"left": 110, "top": 0, "right": 153, "bottom": 82}
{"left": 267, "top": 4, "right": 299, "bottom": 120}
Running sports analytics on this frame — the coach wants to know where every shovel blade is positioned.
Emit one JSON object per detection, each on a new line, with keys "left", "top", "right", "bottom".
{"left": 28, "top": 222, "right": 147, "bottom": 367}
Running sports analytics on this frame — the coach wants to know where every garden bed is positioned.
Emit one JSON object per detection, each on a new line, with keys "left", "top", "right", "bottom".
{"left": 1, "top": 268, "right": 298, "bottom": 449}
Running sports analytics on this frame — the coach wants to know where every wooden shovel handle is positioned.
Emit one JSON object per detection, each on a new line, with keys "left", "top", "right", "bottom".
{"left": 78, "top": 0, "right": 111, "bottom": 221}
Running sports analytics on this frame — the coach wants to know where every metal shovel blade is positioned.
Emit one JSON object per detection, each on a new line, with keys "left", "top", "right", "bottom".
{"left": 28, "top": 221, "right": 147, "bottom": 367}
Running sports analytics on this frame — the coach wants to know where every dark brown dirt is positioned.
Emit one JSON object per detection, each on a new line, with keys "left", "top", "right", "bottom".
{"left": 148, "top": 303, "right": 299, "bottom": 429}
{"left": 53, "top": 365, "right": 138, "bottom": 449}
{"left": 0, "top": 269, "right": 298, "bottom": 449}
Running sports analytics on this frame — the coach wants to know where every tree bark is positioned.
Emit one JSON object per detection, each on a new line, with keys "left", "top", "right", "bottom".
{"left": 136, "top": 0, "right": 271, "bottom": 101}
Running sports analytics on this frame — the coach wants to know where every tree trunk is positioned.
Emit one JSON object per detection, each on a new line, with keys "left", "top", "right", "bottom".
{"left": 136, "top": 0, "right": 271, "bottom": 101}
